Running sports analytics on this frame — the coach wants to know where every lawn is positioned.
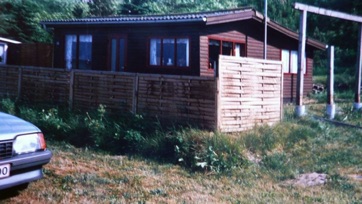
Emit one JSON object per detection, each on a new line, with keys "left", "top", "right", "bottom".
{"left": 1, "top": 139, "right": 360, "bottom": 204}
{"left": 0, "top": 101, "right": 361, "bottom": 203}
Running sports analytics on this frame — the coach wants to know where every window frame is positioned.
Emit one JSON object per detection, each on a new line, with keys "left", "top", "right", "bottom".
{"left": 108, "top": 35, "right": 127, "bottom": 72}
{"left": 64, "top": 34, "right": 93, "bottom": 70}
{"left": 148, "top": 37, "right": 190, "bottom": 69}
{"left": 281, "top": 49, "right": 307, "bottom": 75}
{"left": 208, "top": 37, "right": 246, "bottom": 70}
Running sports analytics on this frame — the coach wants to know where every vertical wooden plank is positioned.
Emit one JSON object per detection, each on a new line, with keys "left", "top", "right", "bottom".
{"left": 17, "top": 67, "right": 22, "bottom": 101}
{"left": 132, "top": 74, "right": 139, "bottom": 114}
{"left": 354, "top": 24, "right": 362, "bottom": 107}
{"left": 215, "top": 76, "right": 221, "bottom": 131}
{"left": 68, "top": 70, "right": 74, "bottom": 110}
{"left": 296, "top": 9, "right": 307, "bottom": 116}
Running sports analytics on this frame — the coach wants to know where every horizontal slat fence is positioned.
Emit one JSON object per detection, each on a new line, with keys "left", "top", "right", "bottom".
{"left": 137, "top": 74, "right": 216, "bottom": 128}
{"left": 217, "top": 56, "right": 283, "bottom": 132}
{"left": 0, "top": 66, "right": 19, "bottom": 98}
{"left": 21, "top": 67, "right": 69, "bottom": 104}
{"left": 0, "top": 65, "right": 216, "bottom": 129}
{"left": 0, "top": 58, "right": 282, "bottom": 132}
{"left": 72, "top": 71, "right": 135, "bottom": 112}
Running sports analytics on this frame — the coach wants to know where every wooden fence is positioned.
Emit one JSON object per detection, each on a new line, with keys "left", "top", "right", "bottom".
{"left": 217, "top": 56, "right": 283, "bottom": 132}
{"left": 0, "top": 65, "right": 216, "bottom": 129}
{"left": 0, "top": 57, "right": 282, "bottom": 132}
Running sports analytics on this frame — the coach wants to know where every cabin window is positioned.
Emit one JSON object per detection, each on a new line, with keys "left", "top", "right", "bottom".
{"left": 0, "top": 43, "right": 7, "bottom": 64}
{"left": 282, "top": 49, "right": 306, "bottom": 74}
{"left": 65, "top": 34, "right": 92, "bottom": 70}
{"left": 208, "top": 39, "right": 246, "bottom": 70}
{"left": 110, "top": 37, "right": 126, "bottom": 71}
{"left": 149, "top": 38, "right": 189, "bottom": 68}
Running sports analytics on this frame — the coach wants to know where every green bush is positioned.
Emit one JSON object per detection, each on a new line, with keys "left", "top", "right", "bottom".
{"left": 0, "top": 98, "right": 16, "bottom": 114}
{"left": 173, "top": 129, "right": 245, "bottom": 173}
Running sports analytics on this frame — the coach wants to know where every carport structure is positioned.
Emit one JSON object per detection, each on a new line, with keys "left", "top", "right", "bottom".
{"left": 293, "top": 2, "right": 362, "bottom": 117}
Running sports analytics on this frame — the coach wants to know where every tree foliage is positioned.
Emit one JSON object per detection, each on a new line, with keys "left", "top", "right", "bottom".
{"left": 88, "top": 0, "right": 119, "bottom": 16}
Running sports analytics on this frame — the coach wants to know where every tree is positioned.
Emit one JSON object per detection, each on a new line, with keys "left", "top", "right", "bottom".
{"left": 88, "top": 0, "right": 119, "bottom": 16}
{"left": 73, "top": 3, "right": 90, "bottom": 18}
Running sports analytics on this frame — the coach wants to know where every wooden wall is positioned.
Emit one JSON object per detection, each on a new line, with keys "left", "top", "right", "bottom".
{"left": 217, "top": 56, "right": 283, "bottom": 132}
{"left": 7, "top": 43, "right": 53, "bottom": 67}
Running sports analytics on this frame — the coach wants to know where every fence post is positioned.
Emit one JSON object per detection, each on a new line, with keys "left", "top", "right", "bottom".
{"left": 68, "top": 70, "right": 74, "bottom": 110}
{"left": 215, "top": 76, "right": 221, "bottom": 131}
{"left": 17, "top": 67, "right": 22, "bottom": 101}
{"left": 132, "top": 74, "right": 139, "bottom": 114}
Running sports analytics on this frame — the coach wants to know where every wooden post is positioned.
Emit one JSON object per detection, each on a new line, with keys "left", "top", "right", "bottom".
{"left": 295, "top": 9, "right": 307, "bottom": 116}
{"left": 68, "top": 70, "right": 74, "bottom": 110}
{"left": 327, "top": 45, "right": 335, "bottom": 119}
{"left": 17, "top": 67, "right": 22, "bottom": 101}
{"left": 132, "top": 74, "right": 139, "bottom": 114}
{"left": 354, "top": 24, "right": 362, "bottom": 109}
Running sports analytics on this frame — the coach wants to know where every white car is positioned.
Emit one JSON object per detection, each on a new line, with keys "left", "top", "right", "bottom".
{"left": 0, "top": 112, "right": 52, "bottom": 190}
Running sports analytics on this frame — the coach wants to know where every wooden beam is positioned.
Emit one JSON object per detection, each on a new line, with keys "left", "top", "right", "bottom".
{"left": 294, "top": 2, "right": 362, "bottom": 23}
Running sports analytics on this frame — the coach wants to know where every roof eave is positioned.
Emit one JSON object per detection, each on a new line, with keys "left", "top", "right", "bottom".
{"left": 41, "top": 18, "right": 207, "bottom": 27}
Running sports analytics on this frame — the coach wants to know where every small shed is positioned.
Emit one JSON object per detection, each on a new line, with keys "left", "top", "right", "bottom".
{"left": 41, "top": 8, "right": 326, "bottom": 103}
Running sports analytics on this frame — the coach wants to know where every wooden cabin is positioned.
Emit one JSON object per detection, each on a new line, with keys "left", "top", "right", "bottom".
{"left": 41, "top": 8, "right": 325, "bottom": 103}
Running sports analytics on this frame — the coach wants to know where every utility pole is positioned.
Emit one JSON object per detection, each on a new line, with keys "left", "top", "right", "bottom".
{"left": 264, "top": 0, "right": 268, "bottom": 60}
{"left": 295, "top": 9, "right": 307, "bottom": 116}
{"left": 354, "top": 24, "right": 362, "bottom": 109}
{"left": 327, "top": 46, "right": 335, "bottom": 119}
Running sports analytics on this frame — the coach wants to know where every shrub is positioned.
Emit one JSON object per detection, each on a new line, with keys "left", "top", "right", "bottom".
{"left": 173, "top": 129, "right": 245, "bottom": 173}
{"left": 0, "top": 98, "right": 16, "bottom": 114}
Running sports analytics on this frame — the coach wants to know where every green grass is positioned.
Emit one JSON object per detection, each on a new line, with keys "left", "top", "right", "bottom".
{"left": 0, "top": 98, "right": 361, "bottom": 203}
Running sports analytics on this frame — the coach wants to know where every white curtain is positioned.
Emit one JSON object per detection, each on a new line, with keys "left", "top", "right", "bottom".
{"left": 65, "top": 35, "right": 77, "bottom": 70}
{"left": 290, "top": 50, "right": 298, "bottom": 74}
{"left": 281, "top": 49, "right": 290, "bottom": 73}
{"left": 234, "top": 44, "right": 240, "bottom": 57}
{"left": 150, "top": 38, "right": 160, "bottom": 65}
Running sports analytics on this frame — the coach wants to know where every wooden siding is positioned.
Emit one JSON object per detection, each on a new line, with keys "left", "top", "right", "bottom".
{"left": 53, "top": 25, "right": 201, "bottom": 76}
{"left": 6, "top": 43, "right": 53, "bottom": 67}
{"left": 217, "top": 56, "right": 283, "bottom": 132}
{"left": 49, "top": 20, "right": 319, "bottom": 103}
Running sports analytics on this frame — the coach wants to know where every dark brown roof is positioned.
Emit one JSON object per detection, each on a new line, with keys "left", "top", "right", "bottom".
{"left": 41, "top": 8, "right": 254, "bottom": 25}
{"left": 41, "top": 8, "right": 326, "bottom": 50}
